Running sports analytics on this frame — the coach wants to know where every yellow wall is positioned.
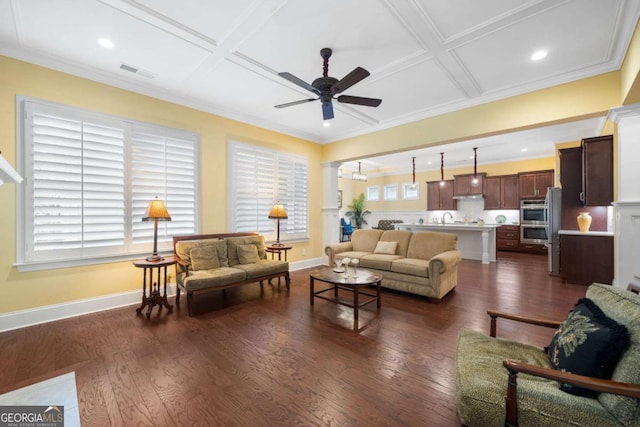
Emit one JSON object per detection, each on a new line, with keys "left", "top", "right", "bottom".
{"left": 322, "top": 72, "right": 621, "bottom": 163}
{"left": 621, "top": 20, "right": 640, "bottom": 104}
{"left": 0, "top": 56, "right": 322, "bottom": 314}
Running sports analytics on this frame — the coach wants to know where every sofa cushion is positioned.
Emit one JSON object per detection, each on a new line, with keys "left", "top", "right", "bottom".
{"left": 350, "top": 229, "right": 385, "bottom": 252}
{"left": 182, "top": 267, "right": 247, "bottom": 292}
{"left": 587, "top": 284, "right": 640, "bottom": 425}
{"left": 238, "top": 244, "right": 260, "bottom": 264}
{"left": 390, "top": 258, "right": 430, "bottom": 278}
{"left": 374, "top": 241, "right": 397, "bottom": 255}
{"left": 455, "top": 329, "right": 620, "bottom": 427}
{"left": 232, "top": 260, "right": 288, "bottom": 280}
{"left": 379, "top": 230, "right": 412, "bottom": 257}
{"left": 546, "top": 297, "right": 630, "bottom": 396}
{"left": 177, "top": 238, "right": 229, "bottom": 267}
{"left": 407, "top": 231, "right": 457, "bottom": 260}
{"left": 359, "top": 254, "right": 403, "bottom": 271}
{"left": 190, "top": 246, "right": 221, "bottom": 271}
{"left": 227, "top": 236, "right": 266, "bottom": 266}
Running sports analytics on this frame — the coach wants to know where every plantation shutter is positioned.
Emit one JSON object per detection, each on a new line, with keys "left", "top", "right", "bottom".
{"left": 229, "top": 141, "right": 308, "bottom": 242}
{"left": 19, "top": 97, "right": 199, "bottom": 269}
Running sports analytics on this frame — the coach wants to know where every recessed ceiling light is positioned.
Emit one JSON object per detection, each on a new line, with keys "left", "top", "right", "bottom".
{"left": 97, "top": 38, "right": 114, "bottom": 49}
{"left": 323, "top": 121, "right": 331, "bottom": 127}
{"left": 531, "top": 50, "right": 547, "bottom": 61}
{"left": 521, "top": 148, "right": 528, "bottom": 152}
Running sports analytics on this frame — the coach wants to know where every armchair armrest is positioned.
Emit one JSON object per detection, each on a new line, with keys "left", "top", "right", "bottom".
{"left": 502, "top": 359, "right": 640, "bottom": 426}
{"left": 487, "top": 310, "right": 562, "bottom": 338}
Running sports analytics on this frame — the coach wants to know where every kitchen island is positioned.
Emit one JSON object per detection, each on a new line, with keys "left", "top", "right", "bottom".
{"left": 396, "top": 223, "right": 501, "bottom": 264}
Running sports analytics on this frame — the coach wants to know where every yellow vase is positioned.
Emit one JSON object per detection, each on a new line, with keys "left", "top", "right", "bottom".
{"left": 577, "top": 212, "right": 592, "bottom": 232}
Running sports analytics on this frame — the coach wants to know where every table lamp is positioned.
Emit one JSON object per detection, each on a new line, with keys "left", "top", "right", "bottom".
{"left": 268, "top": 202, "right": 288, "bottom": 247}
{"left": 142, "top": 196, "right": 171, "bottom": 261}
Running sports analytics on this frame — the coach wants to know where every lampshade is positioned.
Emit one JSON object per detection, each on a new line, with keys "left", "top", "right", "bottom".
{"left": 0, "top": 152, "right": 23, "bottom": 185}
{"left": 268, "top": 203, "right": 288, "bottom": 219}
{"left": 142, "top": 197, "right": 172, "bottom": 221}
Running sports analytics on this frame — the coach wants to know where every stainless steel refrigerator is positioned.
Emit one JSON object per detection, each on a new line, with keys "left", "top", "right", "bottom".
{"left": 544, "top": 187, "right": 562, "bottom": 276}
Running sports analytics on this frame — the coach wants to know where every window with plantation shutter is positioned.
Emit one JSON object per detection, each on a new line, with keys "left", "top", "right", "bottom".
{"left": 17, "top": 97, "right": 199, "bottom": 271}
{"left": 229, "top": 141, "right": 308, "bottom": 243}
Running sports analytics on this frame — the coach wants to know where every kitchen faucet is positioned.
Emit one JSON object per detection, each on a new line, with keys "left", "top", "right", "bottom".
{"left": 442, "top": 211, "right": 453, "bottom": 225}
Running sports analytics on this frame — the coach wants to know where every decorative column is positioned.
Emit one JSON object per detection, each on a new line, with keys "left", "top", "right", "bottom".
{"left": 322, "top": 162, "right": 342, "bottom": 259}
{"left": 607, "top": 102, "right": 640, "bottom": 289}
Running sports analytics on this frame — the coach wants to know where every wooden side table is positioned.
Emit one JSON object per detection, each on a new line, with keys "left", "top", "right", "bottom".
{"left": 133, "top": 256, "right": 176, "bottom": 318}
{"left": 265, "top": 244, "right": 292, "bottom": 261}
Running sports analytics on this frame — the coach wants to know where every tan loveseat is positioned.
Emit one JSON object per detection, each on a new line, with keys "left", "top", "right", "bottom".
{"left": 325, "top": 229, "right": 461, "bottom": 301}
{"left": 173, "top": 232, "right": 290, "bottom": 315}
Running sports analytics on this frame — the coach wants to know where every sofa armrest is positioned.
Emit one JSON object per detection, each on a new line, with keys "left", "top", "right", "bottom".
{"left": 325, "top": 242, "right": 354, "bottom": 266}
{"left": 428, "top": 249, "right": 461, "bottom": 274}
{"left": 487, "top": 310, "right": 562, "bottom": 338}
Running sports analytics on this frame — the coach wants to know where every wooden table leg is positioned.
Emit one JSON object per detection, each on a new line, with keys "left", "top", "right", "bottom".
{"left": 310, "top": 277, "right": 315, "bottom": 306}
{"left": 353, "top": 285, "right": 359, "bottom": 330}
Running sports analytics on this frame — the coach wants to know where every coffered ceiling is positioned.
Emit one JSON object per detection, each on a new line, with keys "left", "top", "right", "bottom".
{"left": 0, "top": 0, "right": 638, "bottom": 171}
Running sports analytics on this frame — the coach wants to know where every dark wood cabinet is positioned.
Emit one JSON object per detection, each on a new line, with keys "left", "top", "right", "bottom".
{"left": 427, "top": 180, "right": 456, "bottom": 210}
{"left": 454, "top": 173, "right": 486, "bottom": 197}
{"left": 497, "top": 225, "right": 520, "bottom": 251}
{"left": 560, "top": 234, "right": 613, "bottom": 286}
{"left": 484, "top": 175, "right": 519, "bottom": 209}
{"left": 582, "top": 135, "right": 613, "bottom": 206}
{"left": 518, "top": 170, "right": 554, "bottom": 199}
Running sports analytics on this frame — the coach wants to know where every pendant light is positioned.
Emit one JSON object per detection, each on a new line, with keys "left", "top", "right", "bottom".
{"left": 410, "top": 156, "right": 417, "bottom": 190}
{"left": 352, "top": 161, "right": 367, "bottom": 181}
{"left": 439, "top": 152, "right": 445, "bottom": 187}
{"left": 472, "top": 147, "right": 479, "bottom": 184}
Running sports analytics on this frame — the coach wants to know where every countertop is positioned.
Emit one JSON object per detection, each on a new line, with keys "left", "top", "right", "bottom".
{"left": 558, "top": 230, "right": 613, "bottom": 237}
{"left": 397, "top": 223, "right": 501, "bottom": 231}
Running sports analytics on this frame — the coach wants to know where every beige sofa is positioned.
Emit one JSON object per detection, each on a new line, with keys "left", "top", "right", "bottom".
{"left": 325, "top": 229, "right": 461, "bottom": 302}
{"left": 173, "top": 232, "right": 290, "bottom": 315}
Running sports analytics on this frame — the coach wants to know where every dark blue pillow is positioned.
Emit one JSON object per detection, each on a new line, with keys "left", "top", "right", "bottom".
{"left": 546, "top": 298, "right": 630, "bottom": 396}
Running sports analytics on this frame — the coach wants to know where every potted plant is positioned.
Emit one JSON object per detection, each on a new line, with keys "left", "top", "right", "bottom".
{"left": 345, "top": 193, "right": 371, "bottom": 229}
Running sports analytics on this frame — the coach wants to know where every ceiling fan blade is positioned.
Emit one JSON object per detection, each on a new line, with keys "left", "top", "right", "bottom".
{"left": 274, "top": 98, "right": 317, "bottom": 109}
{"left": 337, "top": 95, "right": 382, "bottom": 107}
{"left": 322, "top": 102, "right": 334, "bottom": 120}
{"left": 331, "top": 67, "right": 370, "bottom": 94}
{"left": 278, "top": 72, "right": 320, "bottom": 94}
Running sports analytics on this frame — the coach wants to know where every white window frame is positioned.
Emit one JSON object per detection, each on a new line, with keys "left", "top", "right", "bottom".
{"left": 403, "top": 182, "right": 419, "bottom": 200}
{"left": 228, "top": 140, "right": 309, "bottom": 243}
{"left": 384, "top": 184, "right": 398, "bottom": 201}
{"left": 16, "top": 96, "right": 200, "bottom": 271}
{"left": 367, "top": 186, "right": 379, "bottom": 201}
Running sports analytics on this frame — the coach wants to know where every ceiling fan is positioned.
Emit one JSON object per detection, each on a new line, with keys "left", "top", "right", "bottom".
{"left": 275, "top": 48, "right": 382, "bottom": 120}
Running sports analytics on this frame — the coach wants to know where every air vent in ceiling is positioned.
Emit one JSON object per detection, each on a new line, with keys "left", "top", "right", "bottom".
{"left": 119, "top": 63, "right": 156, "bottom": 79}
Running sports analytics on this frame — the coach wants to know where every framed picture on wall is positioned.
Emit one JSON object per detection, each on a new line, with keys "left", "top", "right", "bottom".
{"left": 338, "top": 190, "right": 342, "bottom": 208}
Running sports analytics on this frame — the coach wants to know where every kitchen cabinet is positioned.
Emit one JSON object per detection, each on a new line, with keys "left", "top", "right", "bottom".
{"left": 484, "top": 175, "right": 519, "bottom": 209}
{"left": 518, "top": 170, "right": 554, "bottom": 199}
{"left": 454, "top": 173, "right": 486, "bottom": 197}
{"left": 497, "top": 225, "right": 520, "bottom": 251}
{"left": 582, "top": 135, "right": 613, "bottom": 206}
{"left": 560, "top": 233, "right": 613, "bottom": 286}
{"left": 427, "top": 180, "right": 456, "bottom": 210}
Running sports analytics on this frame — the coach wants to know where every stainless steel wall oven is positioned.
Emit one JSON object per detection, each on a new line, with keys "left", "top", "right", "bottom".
{"left": 520, "top": 200, "right": 548, "bottom": 244}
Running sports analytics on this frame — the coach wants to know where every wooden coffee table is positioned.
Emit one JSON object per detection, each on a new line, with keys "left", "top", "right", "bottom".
{"left": 309, "top": 266, "right": 382, "bottom": 330}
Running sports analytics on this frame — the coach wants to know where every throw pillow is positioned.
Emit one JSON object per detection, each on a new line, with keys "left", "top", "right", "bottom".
{"left": 238, "top": 244, "right": 260, "bottom": 264}
{"left": 374, "top": 241, "right": 398, "bottom": 255}
{"left": 546, "top": 297, "right": 630, "bottom": 396}
{"left": 190, "top": 246, "right": 220, "bottom": 271}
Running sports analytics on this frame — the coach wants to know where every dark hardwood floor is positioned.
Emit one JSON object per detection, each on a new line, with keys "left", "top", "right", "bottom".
{"left": 0, "top": 252, "right": 587, "bottom": 426}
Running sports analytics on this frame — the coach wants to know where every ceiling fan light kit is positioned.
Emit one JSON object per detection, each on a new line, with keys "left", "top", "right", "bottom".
{"left": 275, "top": 48, "right": 382, "bottom": 120}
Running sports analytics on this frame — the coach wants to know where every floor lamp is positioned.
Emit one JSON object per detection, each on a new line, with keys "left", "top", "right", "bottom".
{"left": 268, "top": 202, "right": 288, "bottom": 247}
{"left": 142, "top": 197, "right": 171, "bottom": 261}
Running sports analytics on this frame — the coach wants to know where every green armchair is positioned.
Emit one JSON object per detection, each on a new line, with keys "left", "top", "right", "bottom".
{"left": 455, "top": 283, "right": 640, "bottom": 427}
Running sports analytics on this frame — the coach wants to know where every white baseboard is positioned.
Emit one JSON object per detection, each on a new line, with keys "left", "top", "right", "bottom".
{"left": 0, "top": 258, "right": 324, "bottom": 332}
